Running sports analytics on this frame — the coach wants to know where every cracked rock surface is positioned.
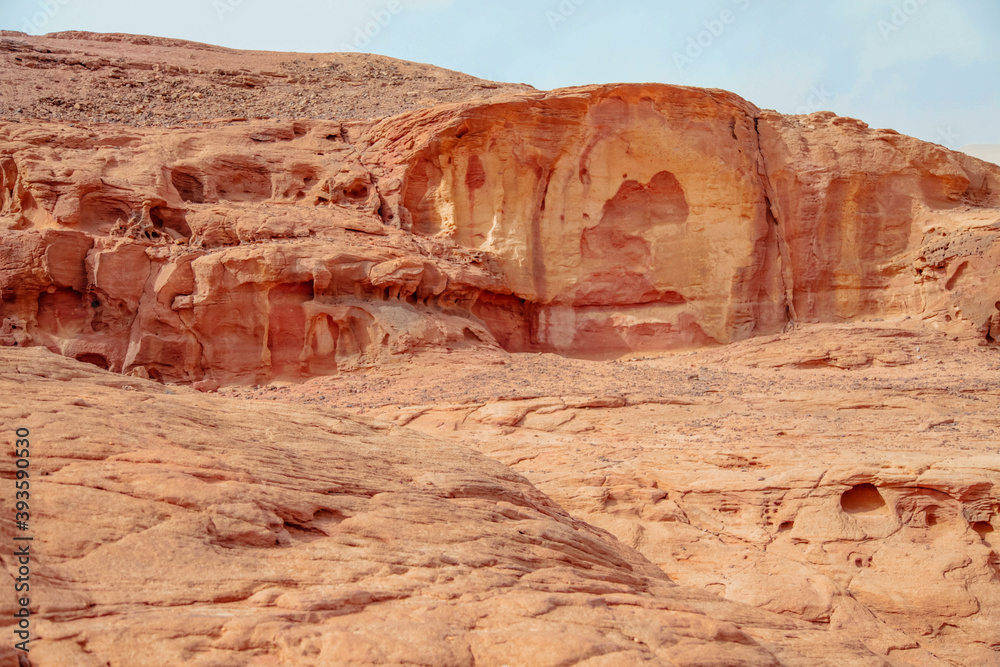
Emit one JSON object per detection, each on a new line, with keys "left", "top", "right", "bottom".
{"left": 1, "top": 32, "right": 999, "bottom": 667}
{"left": 0, "top": 347, "right": 897, "bottom": 666}
{"left": 254, "top": 323, "right": 1000, "bottom": 665}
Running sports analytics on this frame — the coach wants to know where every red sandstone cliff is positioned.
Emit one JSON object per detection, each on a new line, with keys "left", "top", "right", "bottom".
{"left": 2, "top": 33, "right": 1000, "bottom": 667}
{"left": 2, "top": 72, "right": 999, "bottom": 385}
{"left": 370, "top": 86, "right": 1000, "bottom": 354}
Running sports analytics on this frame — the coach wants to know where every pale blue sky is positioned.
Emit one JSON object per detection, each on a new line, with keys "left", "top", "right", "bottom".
{"left": 2, "top": 0, "right": 997, "bottom": 147}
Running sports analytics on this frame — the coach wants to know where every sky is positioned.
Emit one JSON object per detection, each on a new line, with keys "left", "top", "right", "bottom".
{"left": 1, "top": 0, "right": 998, "bottom": 148}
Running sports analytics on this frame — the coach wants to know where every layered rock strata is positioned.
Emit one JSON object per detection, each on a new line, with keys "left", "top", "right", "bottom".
{"left": 2, "top": 81, "right": 999, "bottom": 384}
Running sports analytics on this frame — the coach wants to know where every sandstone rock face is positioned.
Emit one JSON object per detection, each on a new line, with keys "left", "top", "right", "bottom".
{"left": 0, "top": 86, "right": 1000, "bottom": 386}
{"left": 4, "top": 66, "right": 998, "bottom": 381}
{"left": 371, "top": 87, "right": 1000, "bottom": 355}
{"left": 259, "top": 323, "right": 1000, "bottom": 666}
{"left": 0, "top": 119, "right": 506, "bottom": 387}
{"left": 758, "top": 112, "right": 1000, "bottom": 332}
{"left": 372, "top": 85, "right": 783, "bottom": 353}
{"left": 2, "top": 33, "right": 1000, "bottom": 667}
{"left": 0, "top": 347, "right": 895, "bottom": 666}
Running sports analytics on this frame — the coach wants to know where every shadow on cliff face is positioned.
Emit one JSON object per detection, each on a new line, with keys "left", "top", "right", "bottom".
{"left": 3, "top": 81, "right": 1000, "bottom": 382}
{"left": 577, "top": 170, "right": 689, "bottom": 306}
{"left": 417, "top": 151, "right": 724, "bottom": 358}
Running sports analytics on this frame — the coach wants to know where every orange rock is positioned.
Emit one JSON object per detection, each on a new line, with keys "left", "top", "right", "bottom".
{"left": 3, "top": 70, "right": 1000, "bottom": 381}
{"left": 0, "top": 347, "right": 895, "bottom": 666}
{"left": 371, "top": 85, "right": 1000, "bottom": 355}
{"left": 2, "top": 33, "right": 1000, "bottom": 665}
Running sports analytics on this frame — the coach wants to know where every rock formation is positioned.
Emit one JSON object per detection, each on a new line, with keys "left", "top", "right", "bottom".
{"left": 370, "top": 87, "right": 1000, "bottom": 354}
{"left": 244, "top": 323, "right": 1000, "bottom": 665}
{"left": 2, "top": 35, "right": 998, "bottom": 384}
{"left": 1, "top": 31, "right": 999, "bottom": 666}
{"left": 1, "top": 347, "right": 909, "bottom": 667}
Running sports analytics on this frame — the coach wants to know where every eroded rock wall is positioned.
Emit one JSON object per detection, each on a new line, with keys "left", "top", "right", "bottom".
{"left": 758, "top": 110, "right": 1000, "bottom": 329}
{"left": 0, "top": 120, "right": 505, "bottom": 387}
{"left": 372, "top": 84, "right": 1000, "bottom": 356}
{"left": 370, "top": 85, "right": 785, "bottom": 355}
{"left": 2, "top": 83, "right": 999, "bottom": 382}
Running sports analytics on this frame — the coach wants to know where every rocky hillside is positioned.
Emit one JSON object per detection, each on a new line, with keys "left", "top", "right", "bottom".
{"left": 1, "top": 32, "right": 999, "bottom": 666}
{"left": 0, "top": 31, "right": 532, "bottom": 124}
{"left": 0, "top": 346, "right": 912, "bottom": 667}
{"left": 2, "top": 63, "right": 998, "bottom": 386}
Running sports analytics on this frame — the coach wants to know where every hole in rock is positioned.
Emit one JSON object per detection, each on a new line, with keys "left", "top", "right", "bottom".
{"left": 854, "top": 557, "right": 864, "bottom": 568}
{"left": 778, "top": 521, "right": 794, "bottom": 533}
{"left": 926, "top": 508, "right": 939, "bottom": 526}
{"left": 149, "top": 205, "right": 192, "bottom": 238}
{"left": 80, "top": 193, "right": 132, "bottom": 233}
{"left": 973, "top": 521, "right": 995, "bottom": 538}
{"left": 75, "top": 353, "right": 109, "bottom": 370}
{"left": 841, "top": 483, "right": 886, "bottom": 514}
{"left": 215, "top": 159, "right": 272, "bottom": 202}
{"left": 344, "top": 181, "right": 369, "bottom": 200}
{"left": 171, "top": 168, "right": 205, "bottom": 203}
{"left": 149, "top": 206, "right": 164, "bottom": 228}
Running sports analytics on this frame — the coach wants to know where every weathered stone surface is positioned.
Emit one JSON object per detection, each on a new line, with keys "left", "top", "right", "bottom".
{"left": 0, "top": 118, "right": 511, "bottom": 387}
{"left": 0, "top": 347, "right": 898, "bottom": 666}
{"left": 263, "top": 322, "right": 1000, "bottom": 666}
{"left": 3, "top": 76, "right": 999, "bottom": 381}
{"left": 2, "top": 32, "right": 1000, "bottom": 667}
{"left": 369, "top": 86, "right": 1000, "bottom": 355}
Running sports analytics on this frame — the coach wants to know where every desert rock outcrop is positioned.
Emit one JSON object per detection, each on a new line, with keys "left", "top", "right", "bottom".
{"left": 0, "top": 347, "right": 897, "bottom": 666}
{"left": 2, "top": 44, "right": 999, "bottom": 381}
{"left": 2, "top": 32, "right": 1000, "bottom": 667}
{"left": 371, "top": 87, "right": 1000, "bottom": 354}
{"left": 256, "top": 323, "right": 1000, "bottom": 665}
